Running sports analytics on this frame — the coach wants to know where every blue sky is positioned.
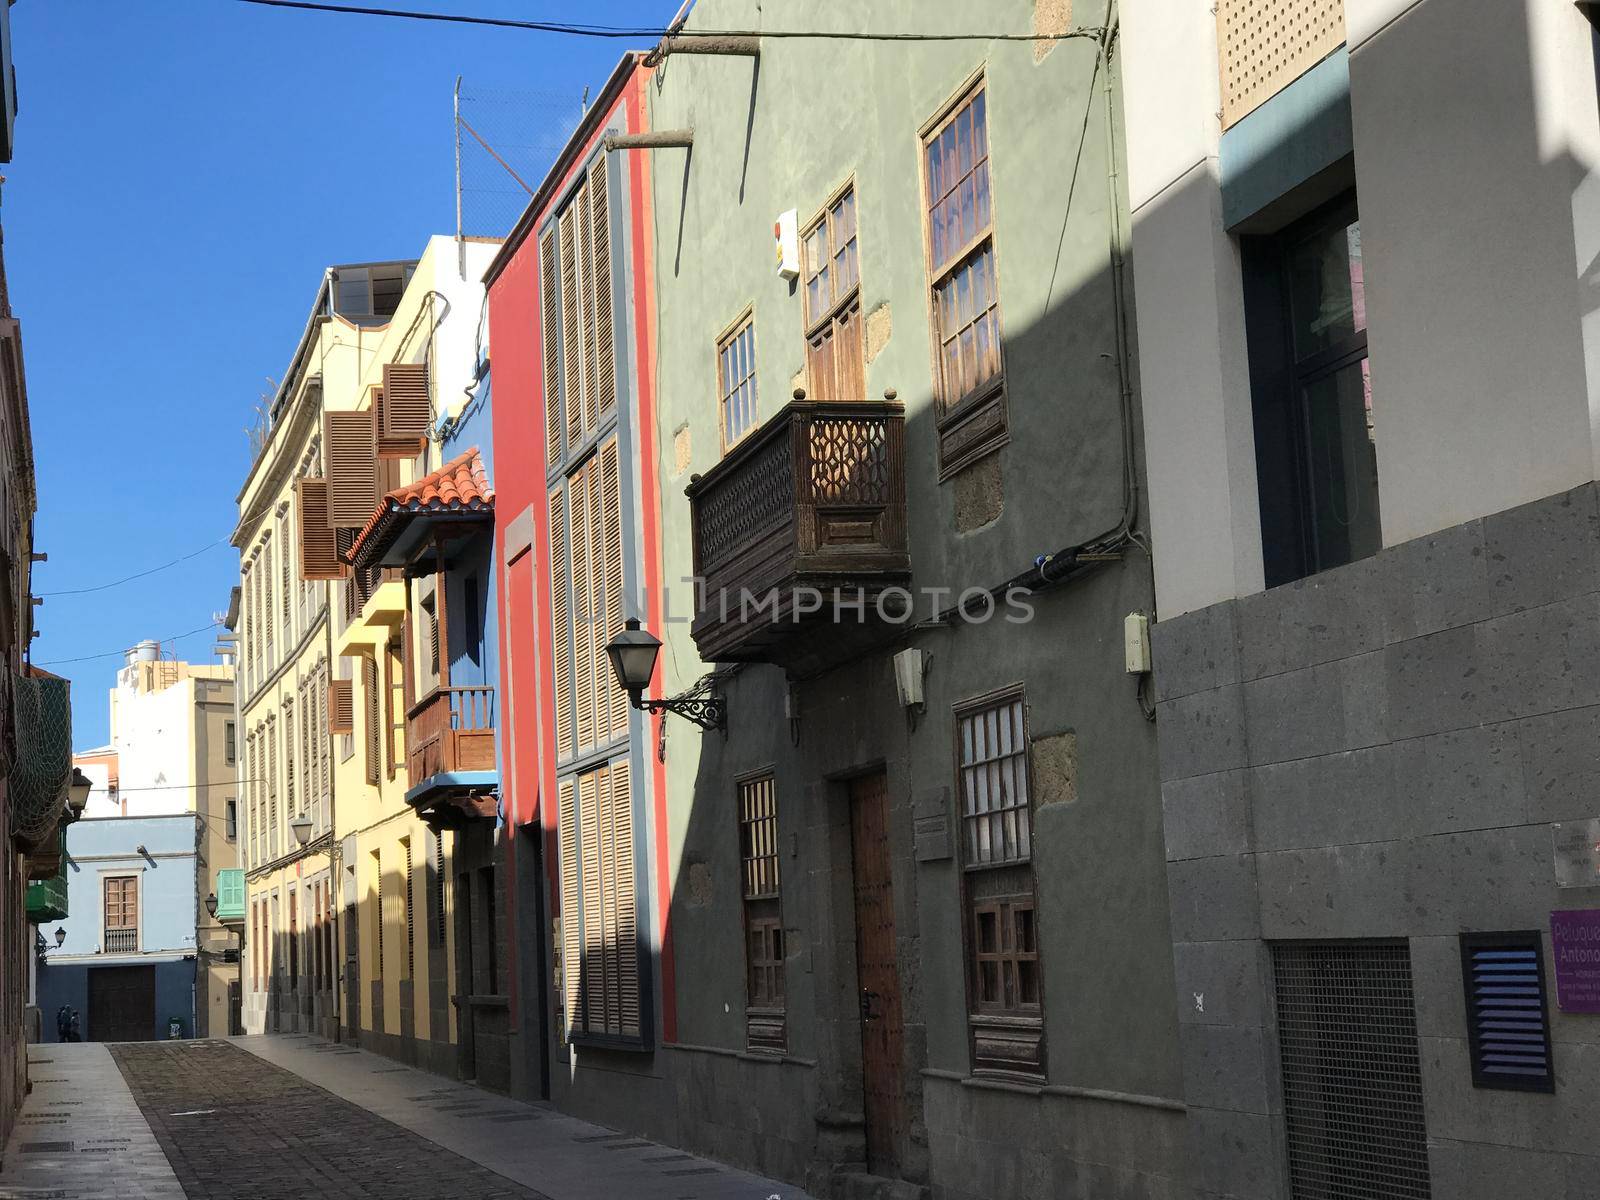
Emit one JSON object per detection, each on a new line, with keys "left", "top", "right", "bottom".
{"left": 10, "top": 0, "right": 667, "bottom": 747}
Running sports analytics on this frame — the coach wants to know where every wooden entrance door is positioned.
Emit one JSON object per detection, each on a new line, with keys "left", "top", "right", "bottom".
{"left": 849, "top": 771, "right": 904, "bottom": 1177}
{"left": 87, "top": 965, "right": 155, "bottom": 1042}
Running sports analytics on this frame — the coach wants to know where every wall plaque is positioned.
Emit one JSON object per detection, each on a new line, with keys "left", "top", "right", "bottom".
{"left": 1551, "top": 909, "right": 1600, "bottom": 1014}
{"left": 1551, "top": 819, "right": 1600, "bottom": 888}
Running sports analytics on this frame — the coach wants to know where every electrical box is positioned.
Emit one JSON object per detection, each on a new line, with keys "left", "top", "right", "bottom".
{"left": 1124, "top": 612, "right": 1151, "bottom": 675}
{"left": 774, "top": 208, "right": 800, "bottom": 280}
{"left": 893, "top": 647, "right": 925, "bottom": 709}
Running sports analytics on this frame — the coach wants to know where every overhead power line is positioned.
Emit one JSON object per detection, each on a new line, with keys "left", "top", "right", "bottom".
{"left": 86, "top": 779, "right": 255, "bottom": 793}
{"left": 37, "top": 536, "right": 232, "bottom": 598}
{"left": 35, "top": 620, "right": 224, "bottom": 667}
{"left": 233, "top": 0, "right": 1100, "bottom": 43}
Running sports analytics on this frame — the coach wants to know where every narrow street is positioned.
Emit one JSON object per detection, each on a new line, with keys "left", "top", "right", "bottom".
{"left": 0, "top": 1039, "right": 809, "bottom": 1200}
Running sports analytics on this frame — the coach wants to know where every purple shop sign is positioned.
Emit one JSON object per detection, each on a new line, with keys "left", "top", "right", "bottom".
{"left": 1550, "top": 910, "right": 1600, "bottom": 1014}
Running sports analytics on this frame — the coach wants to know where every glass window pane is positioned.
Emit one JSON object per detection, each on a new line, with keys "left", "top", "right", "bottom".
{"left": 1304, "top": 356, "right": 1382, "bottom": 568}
{"left": 955, "top": 106, "right": 972, "bottom": 179}
{"left": 927, "top": 137, "right": 944, "bottom": 207}
{"left": 959, "top": 176, "right": 976, "bottom": 248}
{"left": 975, "top": 161, "right": 991, "bottom": 233}
{"left": 1289, "top": 218, "right": 1363, "bottom": 358}
{"left": 972, "top": 90, "right": 988, "bottom": 161}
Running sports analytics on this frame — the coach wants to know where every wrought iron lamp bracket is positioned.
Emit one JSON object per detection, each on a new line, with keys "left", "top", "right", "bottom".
{"left": 633, "top": 675, "right": 726, "bottom": 733}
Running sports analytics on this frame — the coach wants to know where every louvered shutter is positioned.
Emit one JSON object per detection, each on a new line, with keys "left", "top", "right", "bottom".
{"left": 550, "top": 486, "right": 573, "bottom": 762}
{"left": 247, "top": 732, "right": 258, "bottom": 866}
{"left": 599, "top": 440, "right": 626, "bottom": 740}
{"left": 328, "top": 679, "right": 354, "bottom": 735}
{"left": 1462, "top": 933, "right": 1555, "bottom": 1092}
{"left": 608, "top": 758, "right": 638, "bottom": 1037}
{"left": 279, "top": 513, "right": 293, "bottom": 632}
{"left": 540, "top": 227, "right": 563, "bottom": 465}
{"left": 363, "top": 657, "right": 380, "bottom": 785}
{"left": 558, "top": 777, "right": 582, "bottom": 1036}
{"left": 578, "top": 178, "right": 599, "bottom": 437}
{"left": 559, "top": 207, "right": 582, "bottom": 453}
{"left": 571, "top": 465, "right": 595, "bottom": 753}
{"left": 381, "top": 362, "right": 431, "bottom": 451}
{"left": 588, "top": 157, "right": 616, "bottom": 419}
{"left": 317, "top": 667, "right": 331, "bottom": 803}
{"left": 296, "top": 480, "right": 344, "bottom": 580}
{"left": 284, "top": 695, "right": 297, "bottom": 818}
{"left": 263, "top": 543, "right": 275, "bottom": 648}
{"left": 324, "top": 410, "right": 380, "bottom": 527}
{"left": 580, "top": 768, "right": 605, "bottom": 1031}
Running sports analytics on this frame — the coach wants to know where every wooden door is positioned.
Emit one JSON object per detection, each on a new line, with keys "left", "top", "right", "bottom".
{"left": 849, "top": 771, "right": 904, "bottom": 1177}
{"left": 87, "top": 965, "right": 155, "bottom": 1042}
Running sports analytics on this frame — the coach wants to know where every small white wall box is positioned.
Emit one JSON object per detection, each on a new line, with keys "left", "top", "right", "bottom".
{"left": 1124, "top": 612, "right": 1152, "bottom": 674}
{"left": 774, "top": 208, "right": 800, "bottom": 280}
{"left": 893, "top": 647, "right": 925, "bottom": 709}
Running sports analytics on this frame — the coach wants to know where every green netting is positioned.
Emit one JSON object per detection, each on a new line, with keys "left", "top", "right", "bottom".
{"left": 11, "top": 672, "right": 70, "bottom": 848}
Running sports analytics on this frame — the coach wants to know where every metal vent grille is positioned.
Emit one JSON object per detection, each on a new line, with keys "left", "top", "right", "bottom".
{"left": 1461, "top": 932, "right": 1555, "bottom": 1092}
{"left": 1272, "top": 942, "right": 1431, "bottom": 1200}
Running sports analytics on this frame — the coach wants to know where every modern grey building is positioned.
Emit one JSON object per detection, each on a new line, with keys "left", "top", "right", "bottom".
{"left": 1122, "top": 0, "right": 1600, "bottom": 1196}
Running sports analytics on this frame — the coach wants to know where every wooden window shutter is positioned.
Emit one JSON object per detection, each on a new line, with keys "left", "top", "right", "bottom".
{"left": 296, "top": 479, "right": 344, "bottom": 580}
{"left": 328, "top": 678, "right": 354, "bottom": 735}
{"left": 540, "top": 226, "right": 563, "bottom": 465}
{"left": 284, "top": 696, "right": 297, "bottom": 817}
{"left": 587, "top": 157, "right": 616, "bottom": 419}
{"left": 578, "top": 180, "right": 599, "bottom": 438}
{"left": 279, "top": 513, "right": 292, "bottom": 631}
{"left": 600, "top": 439, "right": 627, "bottom": 741}
{"left": 559, "top": 207, "right": 583, "bottom": 453}
{"left": 579, "top": 768, "right": 606, "bottom": 1032}
{"left": 263, "top": 543, "right": 275, "bottom": 645}
{"left": 607, "top": 758, "right": 639, "bottom": 1037}
{"left": 557, "top": 777, "right": 582, "bottom": 1035}
{"left": 317, "top": 666, "right": 331, "bottom": 801}
{"left": 324, "top": 410, "right": 380, "bottom": 527}
{"left": 570, "top": 464, "right": 595, "bottom": 754}
{"left": 550, "top": 486, "right": 573, "bottom": 761}
{"left": 363, "top": 657, "right": 380, "bottom": 786}
{"left": 380, "top": 362, "right": 431, "bottom": 450}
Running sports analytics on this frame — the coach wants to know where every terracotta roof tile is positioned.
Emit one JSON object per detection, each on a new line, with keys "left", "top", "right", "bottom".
{"left": 347, "top": 446, "right": 494, "bottom": 565}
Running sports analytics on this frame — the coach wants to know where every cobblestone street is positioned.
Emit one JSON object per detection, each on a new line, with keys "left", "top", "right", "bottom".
{"left": 0, "top": 1038, "right": 810, "bottom": 1200}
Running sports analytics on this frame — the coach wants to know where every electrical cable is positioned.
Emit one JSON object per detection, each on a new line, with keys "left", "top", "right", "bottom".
{"left": 84, "top": 779, "right": 260, "bottom": 793}
{"left": 34, "top": 620, "right": 223, "bottom": 666}
{"left": 232, "top": 0, "right": 1103, "bottom": 44}
{"left": 36, "top": 536, "right": 232, "bottom": 597}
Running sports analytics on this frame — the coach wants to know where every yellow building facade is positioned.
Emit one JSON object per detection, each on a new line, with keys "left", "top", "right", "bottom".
{"left": 235, "top": 260, "right": 415, "bottom": 1037}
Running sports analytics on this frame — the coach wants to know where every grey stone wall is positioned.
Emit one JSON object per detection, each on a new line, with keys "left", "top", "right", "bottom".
{"left": 1154, "top": 482, "right": 1600, "bottom": 1200}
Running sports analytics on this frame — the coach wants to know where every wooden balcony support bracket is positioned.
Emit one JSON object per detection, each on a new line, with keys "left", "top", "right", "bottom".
{"left": 646, "top": 33, "right": 761, "bottom": 64}
{"left": 604, "top": 130, "right": 694, "bottom": 153}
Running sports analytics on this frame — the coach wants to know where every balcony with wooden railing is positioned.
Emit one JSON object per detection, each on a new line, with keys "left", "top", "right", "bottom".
{"left": 685, "top": 393, "right": 909, "bottom": 671}
{"left": 406, "top": 684, "right": 496, "bottom": 784}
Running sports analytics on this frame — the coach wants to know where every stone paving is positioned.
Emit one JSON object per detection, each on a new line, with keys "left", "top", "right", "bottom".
{"left": 0, "top": 1035, "right": 811, "bottom": 1200}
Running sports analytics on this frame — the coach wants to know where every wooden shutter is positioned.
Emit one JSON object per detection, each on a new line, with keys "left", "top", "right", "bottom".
{"left": 588, "top": 157, "right": 616, "bottom": 419}
{"left": 559, "top": 207, "right": 582, "bottom": 453}
{"left": 324, "top": 410, "right": 380, "bottom": 527}
{"left": 317, "top": 666, "right": 331, "bottom": 802}
{"left": 578, "top": 180, "right": 599, "bottom": 438}
{"left": 540, "top": 226, "right": 563, "bottom": 465}
{"left": 279, "top": 513, "right": 293, "bottom": 630}
{"left": 284, "top": 696, "right": 297, "bottom": 818}
{"left": 296, "top": 479, "right": 344, "bottom": 579}
{"left": 571, "top": 465, "right": 595, "bottom": 754}
{"left": 363, "top": 657, "right": 380, "bottom": 786}
{"left": 381, "top": 362, "right": 431, "bottom": 451}
{"left": 579, "top": 767, "right": 606, "bottom": 1032}
{"left": 558, "top": 777, "right": 581, "bottom": 1035}
{"left": 550, "top": 486, "right": 573, "bottom": 762}
{"left": 328, "top": 678, "right": 354, "bottom": 735}
{"left": 263, "top": 543, "right": 275, "bottom": 646}
{"left": 600, "top": 439, "right": 627, "bottom": 740}
{"left": 607, "top": 758, "right": 639, "bottom": 1037}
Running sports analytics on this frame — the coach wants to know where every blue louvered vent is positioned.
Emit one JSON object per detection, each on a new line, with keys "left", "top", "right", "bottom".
{"left": 1461, "top": 933, "right": 1555, "bottom": 1093}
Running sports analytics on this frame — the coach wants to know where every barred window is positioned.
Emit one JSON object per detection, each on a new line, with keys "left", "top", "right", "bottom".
{"left": 957, "top": 691, "right": 1031, "bottom": 866}
{"left": 739, "top": 774, "right": 785, "bottom": 1052}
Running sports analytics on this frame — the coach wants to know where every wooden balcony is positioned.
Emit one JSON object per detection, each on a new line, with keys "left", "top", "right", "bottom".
{"left": 406, "top": 685, "right": 496, "bottom": 783}
{"left": 685, "top": 395, "right": 909, "bottom": 671}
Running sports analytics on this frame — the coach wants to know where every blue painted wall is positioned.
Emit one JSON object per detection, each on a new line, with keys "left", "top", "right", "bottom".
{"left": 441, "top": 373, "right": 500, "bottom": 710}
{"left": 37, "top": 814, "right": 198, "bottom": 956}
{"left": 37, "top": 959, "right": 196, "bottom": 1043}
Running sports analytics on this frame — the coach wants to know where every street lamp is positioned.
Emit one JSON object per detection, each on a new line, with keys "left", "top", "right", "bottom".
{"left": 53, "top": 927, "right": 65, "bottom": 949}
{"left": 67, "top": 769, "right": 92, "bottom": 820}
{"left": 604, "top": 618, "right": 725, "bottom": 732}
{"left": 204, "top": 892, "right": 218, "bottom": 920}
{"left": 290, "top": 813, "right": 313, "bottom": 848}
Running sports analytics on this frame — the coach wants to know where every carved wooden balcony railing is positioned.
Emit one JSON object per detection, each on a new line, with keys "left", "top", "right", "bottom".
{"left": 685, "top": 395, "right": 909, "bottom": 670}
{"left": 406, "top": 684, "right": 496, "bottom": 782}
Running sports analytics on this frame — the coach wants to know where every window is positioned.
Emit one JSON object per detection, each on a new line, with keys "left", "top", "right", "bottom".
{"left": 1273, "top": 941, "right": 1430, "bottom": 1200}
{"left": 103, "top": 875, "right": 139, "bottom": 953}
{"left": 225, "top": 798, "right": 238, "bottom": 842}
{"left": 288, "top": 889, "right": 299, "bottom": 986}
{"left": 1460, "top": 931, "right": 1555, "bottom": 1093}
{"left": 432, "top": 829, "right": 448, "bottom": 946}
{"left": 543, "top": 155, "right": 617, "bottom": 464}
{"left": 481, "top": 865, "right": 499, "bottom": 994}
{"left": 922, "top": 77, "right": 1004, "bottom": 475}
{"left": 717, "top": 312, "right": 758, "bottom": 450}
{"left": 739, "top": 774, "right": 785, "bottom": 1052}
{"left": 1245, "top": 194, "right": 1377, "bottom": 585}
{"left": 372, "top": 850, "right": 384, "bottom": 979}
{"left": 556, "top": 760, "right": 644, "bottom": 1044}
{"left": 225, "top": 721, "right": 236, "bottom": 766}
{"left": 403, "top": 838, "right": 415, "bottom": 980}
{"left": 362, "top": 657, "right": 380, "bottom": 786}
{"left": 955, "top": 687, "right": 1043, "bottom": 1078}
{"left": 802, "top": 186, "right": 864, "bottom": 402}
